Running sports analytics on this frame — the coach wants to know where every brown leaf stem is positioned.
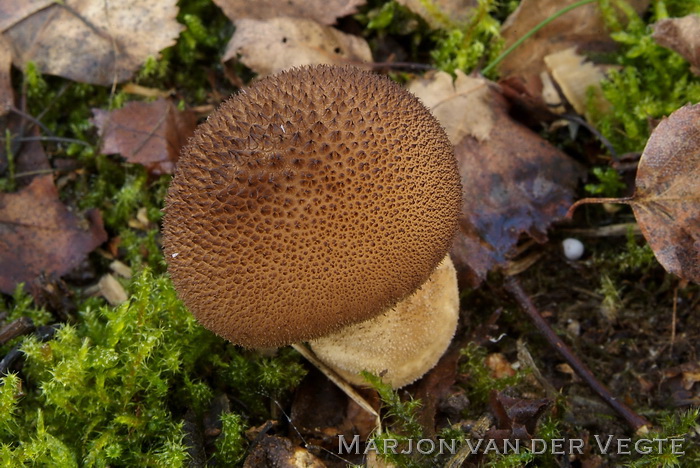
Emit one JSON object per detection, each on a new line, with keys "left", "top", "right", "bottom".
{"left": 504, "top": 275, "right": 652, "bottom": 434}
{"left": 566, "top": 196, "right": 633, "bottom": 218}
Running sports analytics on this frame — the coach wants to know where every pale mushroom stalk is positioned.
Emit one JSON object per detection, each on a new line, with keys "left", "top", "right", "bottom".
{"left": 163, "top": 65, "right": 462, "bottom": 389}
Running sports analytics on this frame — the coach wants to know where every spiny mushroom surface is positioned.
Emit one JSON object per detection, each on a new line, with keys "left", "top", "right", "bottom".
{"left": 163, "top": 65, "right": 461, "bottom": 348}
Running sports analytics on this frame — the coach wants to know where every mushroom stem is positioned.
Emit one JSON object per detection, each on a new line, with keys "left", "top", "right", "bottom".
{"left": 308, "top": 255, "right": 460, "bottom": 389}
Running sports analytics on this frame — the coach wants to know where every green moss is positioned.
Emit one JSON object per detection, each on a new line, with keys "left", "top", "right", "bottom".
{"left": 589, "top": 0, "right": 700, "bottom": 154}
{"left": 430, "top": 0, "right": 504, "bottom": 76}
{"left": 0, "top": 270, "right": 245, "bottom": 467}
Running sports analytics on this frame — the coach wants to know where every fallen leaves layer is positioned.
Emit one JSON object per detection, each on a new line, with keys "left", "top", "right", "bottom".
{"left": 652, "top": 14, "right": 700, "bottom": 76}
{"left": 92, "top": 99, "right": 196, "bottom": 175}
{"left": 224, "top": 17, "right": 372, "bottom": 76}
{"left": 409, "top": 71, "right": 583, "bottom": 285}
{"left": 213, "top": 0, "right": 365, "bottom": 25}
{"left": 630, "top": 103, "right": 700, "bottom": 283}
{"left": 1, "top": 0, "right": 183, "bottom": 85}
{"left": 0, "top": 175, "right": 107, "bottom": 295}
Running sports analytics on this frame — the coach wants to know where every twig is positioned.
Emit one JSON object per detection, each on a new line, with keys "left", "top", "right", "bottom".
{"left": 504, "top": 276, "right": 651, "bottom": 434}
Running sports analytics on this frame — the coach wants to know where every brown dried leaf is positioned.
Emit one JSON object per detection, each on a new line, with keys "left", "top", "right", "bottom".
{"left": 488, "top": 391, "right": 552, "bottom": 439}
{"left": 499, "top": 0, "right": 648, "bottom": 79}
{"left": 223, "top": 17, "right": 372, "bottom": 76}
{"left": 629, "top": 103, "right": 700, "bottom": 283}
{"left": 652, "top": 15, "right": 700, "bottom": 76}
{"left": 0, "top": 35, "right": 12, "bottom": 116}
{"left": 1, "top": 0, "right": 183, "bottom": 86}
{"left": 0, "top": 175, "right": 107, "bottom": 295}
{"left": 396, "top": 0, "right": 476, "bottom": 29}
{"left": 409, "top": 71, "right": 583, "bottom": 285}
{"left": 213, "top": 0, "right": 366, "bottom": 25}
{"left": 0, "top": 0, "right": 51, "bottom": 31}
{"left": 92, "top": 99, "right": 196, "bottom": 175}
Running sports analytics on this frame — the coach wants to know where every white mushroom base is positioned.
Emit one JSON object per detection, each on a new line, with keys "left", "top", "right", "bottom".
{"left": 308, "top": 255, "right": 460, "bottom": 389}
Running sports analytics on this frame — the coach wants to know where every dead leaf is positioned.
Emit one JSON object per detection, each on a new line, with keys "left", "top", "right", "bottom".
{"left": 0, "top": 175, "right": 107, "bottom": 295}
{"left": 408, "top": 71, "right": 493, "bottom": 143}
{"left": 629, "top": 103, "right": 700, "bottom": 283}
{"left": 409, "top": 71, "right": 583, "bottom": 285}
{"left": 0, "top": 35, "right": 12, "bottom": 116}
{"left": 0, "top": 0, "right": 52, "bottom": 31}
{"left": 1, "top": 0, "right": 183, "bottom": 86}
{"left": 223, "top": 17, "right": 372, "bottom": 76}
{"left": 487, "top": 391, "right": 552, "bottom": 440}
{"left": 91, "top": 99, "right": 196, "bottom": 175}
{"left": 243, "top": 434, "right": 326, "bottom": 468}
{"left": 499, "top": 0, "right": 648, "bottom": 79}
{"left": 213, "top": 0, "right": 366, "bottom": 25}
{"left": 396, "top": 0, "right": 476, "bottom": 29}
{"left": 652, "top": 15, "right": 700, "bottom": 76}
{"left": 1, "top": 114, "right": 52, "bottom": 188}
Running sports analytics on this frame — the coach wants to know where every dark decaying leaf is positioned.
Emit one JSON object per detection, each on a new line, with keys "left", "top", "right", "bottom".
{"left": 409, "top": 346, "right": 462, "bottom": 438}
{"left": 486, "top": 391, "right": 552, "bottom": 441}
{"left": 630, "top": 103, "right": 700, "bottom": 283}
{"left": 0, "top": 0, "right": 183, "bottom": 86}
{"left": 243, "top": 434, "right": 326, "bottom": 468}
{"left": 451, "top": 87, "right": 583, "bottom": 285}
{"left": 652, "top": 15, "right": 700, "bottom": 76}
{"left": 0, "top": 175, "right": 107, "bottom": 295}
{"left": 213, "top": 0, "right": 366, "bottom": 26}
{"left": 291, "top": 369, "right": 378, "bottom": 444}
{"left": 92, "top": 99, "right": 196, "bottom": 175}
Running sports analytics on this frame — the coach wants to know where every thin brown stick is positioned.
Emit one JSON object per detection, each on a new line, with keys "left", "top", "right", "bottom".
{"left": 504, "top": 276, "right": 651, "bottom": 434}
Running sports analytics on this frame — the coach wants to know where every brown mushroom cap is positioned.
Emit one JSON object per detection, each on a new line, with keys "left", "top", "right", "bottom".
{"left": 163, "top": 65, "right": 461, "bottom": 348}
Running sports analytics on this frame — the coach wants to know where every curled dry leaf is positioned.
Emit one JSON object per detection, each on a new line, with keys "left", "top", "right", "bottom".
{"left": 652, "top": 15, "right": 700, "bottom": 76}
{"left": 409, "top": 71, "right": 583, "bottom": 285}
{"left": 223, "top": 17, "right": 372, "bottom": 76}
{"left": 1, "top": 0, "right": 183, "bottom": 86}
{"left": 0, "top": 35, "right": 12, "bottom": 116}
{"left": 213, "top": 0, "right": 366, "bottom": 25}
{"left": 396, "top": 0, "right": 476, "bottom": 30}
{"left": 630, "top": 103, "right": 700, "bottom": 283}
{"left": 0, "top": 175, "right": 107, "bottom": 295}
{"left": 543, "top": 47, "right": 608, "bottom": 116}
{"left": 91, "top": 99, "right": 196, "bottom": 175}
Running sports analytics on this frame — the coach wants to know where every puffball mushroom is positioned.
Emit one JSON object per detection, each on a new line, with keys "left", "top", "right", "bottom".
{"left": 163, "top": 65, "right": 462, "bottom": 386}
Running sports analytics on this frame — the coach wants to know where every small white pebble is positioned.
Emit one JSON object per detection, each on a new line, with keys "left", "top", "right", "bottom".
{"left": 562, "top": 238, "right": 584, "bottom": 260}
{"left": 280, "top": 124, "right": 285, "bottom": 133}
{"left": 171, "top": 252, "right": 179, "bottom": 258}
